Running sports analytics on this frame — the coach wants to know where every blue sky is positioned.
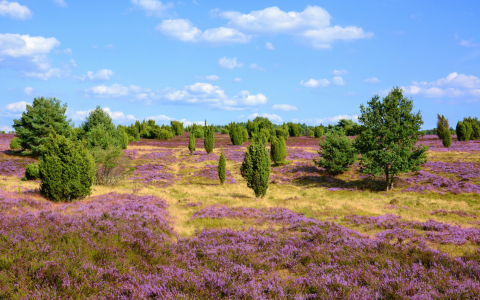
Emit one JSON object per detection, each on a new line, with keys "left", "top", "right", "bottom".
{"left": 1, "top": 0, "right": 479, "bottom": 131}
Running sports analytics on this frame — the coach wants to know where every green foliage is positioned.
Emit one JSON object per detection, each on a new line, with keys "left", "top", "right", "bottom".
{"left": 287, "top": 122, "right": 303, "bottom": 137}
{"left": 464, "top": 121, "right": 472, "bottom": 141}
{"left": 171, "top": 121, "right": 184, "bottom": 136}
{"left": 316, "top": 129, "right": 357, "bottom": 175}
{"left": 12, "top": 97, "right": 72, "bottom": 155}
{"left": 465, "top": 117, "right": 480, "bottom": 140}
{"left": 39, "top": 133, "right": 95, "bottom": 202}
{"left": 242, "top": 128, "right": 249, "bottom": 142}
{"left": 442, "top": 129, "right": 451, "bottom": 147}
{"left": 89, "top": 146, "right": 133, "bottom": 186}
{"left": 82, "top": 106, "right": 112, "bottom": 133}
{"left": 354, "top": 87, "right": 428, "bottom": 191}
{"left": 229, "top": 122, "right": 244, "bottom": 145}
{"left": 270, "top": 136, "right": 287, "bottom": 165}
{"left": 218, "top": 146, "right": 226, "bottom": 185}
{"left": 204, "top": 124, "right": 215, "bottom": 154}
{"left": 221, "top": 128, "right": 230, "bottom": 134}
{"left": 119, "top": 128, "right": 129, "bottom": 149}
{"left": 436, "top": 114, "right": 449, "bottom": 139}
{"left": 456, "top": 121, "right": 467, "bottom": 141}
{"left": 260, "top": 128, "right": 270, "bottom": 141}
{"left": 151, "top": 128, "right": 172, "bottom": 140}
{"left": 314, "top": 125, "right": 325, "bottom": 138}
{"left": 195, "top": 127, "right": 204, "bottom": 138}
{"left": 24, "top": 163, "right": 39, "bottom": 180}
{"left": 240, "top": 139, "right": 271, "bottom": 198}
{"left": 275, "top": 128, "right": 289, "bottom": 140}
{"left": 85, "top": 123, "right": 121, "bottom": 150}
{"left": 188, "top": 131, "right": 196, "bottom": 154}
{"left": 10, "top": 137, "right": 21, "bottom": 150}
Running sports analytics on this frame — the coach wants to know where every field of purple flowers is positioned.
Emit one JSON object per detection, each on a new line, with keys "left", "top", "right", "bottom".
{"left": 1, "top": 132, "right": 480, "bottom": 298}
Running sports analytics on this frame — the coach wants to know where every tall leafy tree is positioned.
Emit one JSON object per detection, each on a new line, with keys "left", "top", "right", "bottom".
{"left": 240, "top": 138, "right": 270, "bottom": 198}
{"left": 13, "top": 97, "right": 72, "bottom": 155}
{"left": 354, "top": 87, "right": 428, "bottom": 191}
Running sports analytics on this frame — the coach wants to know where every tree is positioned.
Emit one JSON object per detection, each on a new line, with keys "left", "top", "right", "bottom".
{"left": 287, "top": 122, "right": 302, "bottom": 137}
{"left": 82, "top": 106, "right": 113, "bottom": 133}
{"left": 436, "top": 114, "right": 449, "bottom": 139}
{"left": 24, "top": 163, "right": 39, "bottom": 180}
{"left": 442, "top": 129, "right": 451, "bottom": 147}
{"left": 314, "top": 125, "right": 324, "bottom": 138}
{"left": 240, "top": 139, "right": 271, "bottom": 198}
{"left": 12, "top": 97, "right": 72, "bottom": 155}
{"left": 218, "top": 146, "right": 226, "bottom": 185}
{"left": 188, "top": 131, "right": 196, "bottom": 154}
{"left": 464, "top": 121, "right": 473, "bottom": 141}
{"left": 270, "top": 136, "right": 287, "bottom": 165}
{"left": 204, "top": 123, "right": 215, "bottom": 154}
{"left": 456, "top": 121, "right": 467, "bottom": 141}
{"left": 242, "top": 128, "right": 249, "bottom": 142}
{"left": 316, "top": 129, "right": 357, "bottom": 175}
{"left": 119, "top": 127, "right": 129, "bottom": 149}
{"left": 354, "top": 87, "right": 428, "bottom": 191}
{"left": 39, "top": 132, "right": 95, "bottom": 202}
{"left": 229, "top": 122, "right": 243, "bottom": 145}
{"left": 171, "top": 121, "right": 184, "bottom": 136}
{"left": 85, "top": 123, "right": 121, "bottom": 150}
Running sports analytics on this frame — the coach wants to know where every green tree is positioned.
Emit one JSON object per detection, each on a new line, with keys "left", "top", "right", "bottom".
{"left": 270, "top": 136, "right": 287, "bottom": 165}
{"left": 39, "top": 132, "right": 95, "bottom": 202}
{"left": 464, "top": 121, "right": 473, "bottom": 141}
{"left": 229, "top": 122, "right": 243, "bottom": 145}
{"left": 436, "top": 114, "right": 449, "bottom": 139}
{"left": 242, "top": 128, "right": 249, "bottom": 142}
{"left": 171, "top": 121, "right": 184, "bottom": 136}
{"left": 218, "top": 146, "right": 226, "bottom": 185}
{"left": 119, "top": 127, "right": 129, "bottom": 149}
{"left": 240, "top": 139, "right": 271, "bottom": 198}
{"left": 188, "top": 131, "right": 196, "bottom": 154}
{"left": 354, "top": 87, "right": 428, "bottom": 191}
{"left": 85, "top": 123, "right": 121, "bottom": 150}
{"left": 10, "top": 138, "right": 21, "bottom": 150}
{"left": 82, "top": 106, "right": 112, "bottom": 133}
{"left": 314, "top": 125, "right": 325, "bottom": 138}
{"left": 456, "top": 121, "right": 467, "bottom": 141}
{"left": 442, "top": 129, "right": 451, "bottom": 147}
{"left": 204, "top": 124, "right": 215, "bottom": 154}
{"left": 287, "top": 122, "right": 302, "bottom": 137}
{"left": 12, "top": 97, "right": 72, "bottom": 155}
{"left": 316, "top": 129, "right": 357, "bottom": 175}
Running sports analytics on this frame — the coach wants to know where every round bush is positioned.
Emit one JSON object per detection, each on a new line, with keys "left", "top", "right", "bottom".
{"left": 39, "top": 133, "right": 95, "bottom": 202}
{"left": 456, "top": 121, "right": 466, "bottom": 141}
{"left": 24, "top": 163, "right": 39, "bottom": 180}
{"left": 221, "top": 128, "right": 229, "bottom": 134}
{"left": 10, "top": 137, "right": 21, "bottom": 150}
{"left": 316, "top": 130, "right": 357, "bottom": 175}
{"left": 195, "top": 127, "right": 204, "bottom": 139}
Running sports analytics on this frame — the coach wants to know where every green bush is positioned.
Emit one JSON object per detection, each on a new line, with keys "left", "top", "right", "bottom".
{"left": 242, "top": 128, "right": 249, "bottom": 142}
{"left": 456, "top": 121, "right": 466, "bottom": 141}
{"left": 464, "top": 122, "right": 472, "bottom": 141}
{"left": 471, "top": 123, "right": 480, "bottom": 140}
{"left": 188, "top": 131, "right": 196, "bottom": 154}
{"left": 171, "top": 121, "right": 184, "bottom": 136}
{"left": 218, "top": 146, "right": 226, "bottom": 185}
{"left": 89, "top": 146, "right": 133, "bottom": 186}
{"left": 119, "top": 128, "right": 128, "bottom": 149}
{"left": 39, "top": 133, "right": 95, "bottom": 202}
{"left": 287, "top": 122, "right": 303, "bottom": 137}
{"left": 221, "top": 128, "right": 229, "bottom": 134}
{"left": 151, "top": 128, "right": 171, "bottom": 140}
{"left": 24, "top": 163, "right": 39, "bottom": 180}
{"left": 275, "top": 128, "right": 289, "bottom": 140}
{"left": 204, "top": 125, "right": 215, "bottom": 154}
{"left": 85, "top": 124, "right": 121, "bottom": 150}
{"left": 229, "top": 123, "right": 243, "bottom": 146}
{"left": 240, "top": 139, "right": 270, "bottom": 198}
{"left": 270, "top": 136, "right": 287, "bottom": 165}
{"left": 317, "top": 129, "right": 357, "bottom": 175}
{"left": 10, "top": 138, "right": 21, "bottom": 150}
{"left": 195, "top": 127, "right": 204, "bottom": 138}
{"left": 314, "top": 125, "right": 325, "bottom": 138}
{"left": 442, "top": 129, "right": 451, "bottom": 147}
{"left": 260, "top": 128, "right": 270, "bottom": 141}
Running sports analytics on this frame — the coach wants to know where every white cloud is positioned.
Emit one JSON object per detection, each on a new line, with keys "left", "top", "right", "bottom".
{"left": 84, "top": 84, "right": 130, "bottom": 98}
{"left": 332, "top": 69, "right": 347, "bottom": 75}
{"left": 62, "top": 48, "right": 72, "bottom": 55}
{"left": 104, "top": 44, "right": 115, "bottom": 49}
{"left": 69, "top": 58, "right": 77, "bottom": 67}
{"left": 23, "top": 87, "right": 33, "bottom": 95}
{"left": 265, "top": 42, "right": 274, "bottom": 50}
{"left": 145, "top": 115, "right": 201, "bottom": 126}
{"left": 218, "top": 56, "right": 243, "bottom": 69}
{"left": 195, "top": 75, "right": 220, "bottom": 81}
{"left": 234, "top": 90, "right": 267, "bottom": 105}
{"left": 300, "top": 78, "right": 330, "bottom": 88}
{"left": 249, "top": 63, "right": 265, "bottom": 71}
{"left": 272, "top": 104, "right": 297, "bottom": 111}
{"left": 302, "top": 25, "right": 373, "bottom": 49}
{"left": 103, "top": 107, "right": 136, "bottom": 121}
{"left": 67, "top": 107, "right": 135, "bottom": 123}
{"left": 0, "top": 125, "right": 12, "bottom": 132}
{"left": 53, "top": 0, "right": 67, "bottom": 7}
{"left": 364, "top": 77, "right": 380, "bottom": 83}
{"left": 76, "top": 69, "right": 114, "bottom": 82}
{"left": 24, "top": 67, "right": 70, "bottom": 80}
{"left": 0, "top": 1, "right": 32, "bottom": 20}
{"left": 332, "top": 76, "right": 344, "bottom": 85}
{"left": 233, "top": 77, "right": 242, "bottom": 82}
{"left": 131, "top": 0, "right": 173, "bottom": 17}
{"left": 303, "top": 114, "right": 358, "bottom": 125}
{"left": 248, "top": 112, "right": 282, "bottom": 123}
{"left": 400, "top": 72, "right": 480, "bottom": 98}
{"left": 5, "top": 101, "right": 29, "bottom": 112}
{"left": 460, "top": 39, "right": 480, "bottom": 47}
{"left": 157, "top": 19, "right": 250, "bottom": 43}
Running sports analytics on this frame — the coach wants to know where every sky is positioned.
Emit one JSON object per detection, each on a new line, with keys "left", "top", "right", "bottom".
{"left": 1, "top": 0, "right": 479, "bottom": 131}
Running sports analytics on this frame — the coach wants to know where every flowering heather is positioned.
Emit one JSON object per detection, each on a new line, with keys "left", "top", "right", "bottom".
{"left": 423, "top": 160, "right": 480, "bottom": 181}
{"left": 0, "top": 157, "right": 36, "bottom": 177}
{"left": 403, "top": 170, "right": 480, "bottom": 194}
{"left": 286, "top": 148, "right": 318, "bottom": 160}
{"left": 129, "top": 163, "right": 177, "bottom": 186}
{"left": 417, "top": 135, "right": 480, "bottom": 152}
{"left": 194, "top": 164, "right": 236, "bottom": 184}
{"left": 193, "top": 151, "right": 219, "bottom": 163}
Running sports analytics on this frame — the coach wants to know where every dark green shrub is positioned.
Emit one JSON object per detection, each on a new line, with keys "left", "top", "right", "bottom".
{"left": 171, "top": 121, "right": 184, "bottom": 136}
{"left": 240, "top": 139, "right": 270, "bottom": 198}
{"left": 188, "top": 131, "right": 196, "bottom": 154}
{"left": 242, "top": 128, "right": 249, "bottom": 142}
{"left": 119, "top": 128, "right": 128, "bottom": 149}
{"left": 195, "top": 127, "right": 204, "bottom": 138}
{"left": 151, "top": 128, "right": 171, "bottom": 140}
{"left": 89, "top": 146, "right": 133, "bottom": 186}
{"left": 12, "top": 97, "right": 72, "bottom": 155}
{"left": 464, "top": 122, "right": 472, "bottom": 141}
{"left": 39, "top": 133, "right": 95, "bottom": 202}
{"left": 204, "top": 124, "right": 215, "bottom": 154}
{"left": 287, "top": 122, "right": 302, "bottom": 137}
{"left": 260, "top": 128, "right": 270, "bottom": 141}
{"left": 270, "top": 136, "right": 287, "bottom": 165}
{"left": 317, "top": 129, "right": 357, "bottom": 175}
{"left": 229, "top": 123, "right": 243, "bottom": 145}
{"left": 456, "top": 121, "right": 466, "bottom": 141}
{"left": 10, "top": 137, "right": 21, "bottom": 150}
{"left": 442, "top": 129, "right": 451, "bottom": 147}
{"left": 471, "top": 123, "right": 480, "bottom": 140}
{"left": 314, "top": 125, "right": 325, "bottom": 138}
{"left": 218, "top": 146, "right": 226, "bottom": 185}
{"left": 275, "top": 128, "right": 289, "bottom": 140}
{"left": 24, "top": 163, "right": 39, "bottom": 180}
{"left": 436, "top": 114, "right": 449, "bottom": 140}
{"left": 221, "top": 128, "right": 229, "bottom": 134}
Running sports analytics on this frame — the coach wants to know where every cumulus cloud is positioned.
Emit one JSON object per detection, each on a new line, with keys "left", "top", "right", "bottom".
{"left": 233, "top": 78, "right": 242, "bottom": 82}
{"left": 24, "top": 67, "right": 70, "bottom": 80}
{"left": 332, "top": 76, "right": 344, "bottom": 85}
{"left": 156, "top": 19, "right": 250, "bottom": 43}
{"left": 76, "top": 69, "right": 114, "bottom": 82}
{"left": 131, "top": 0, "right": 173, "bottom": 17}
{"left": 84, "top": 84, "right": 130, "bottom": 98}
{"left": 0, "top": 1, "right": 32, "bottom": 20}
{"left": 234, "top": 90, "right": 267, "bottom": 105}
{"left": 272, "top": 104, "right": 297, "bottom": 111}
{"left": 265, "top": 42, "right": 274, "bottom": 50}
{"left": 364, "top": 77, "right": 380, "bottom": 83}
{"left": 67, "top": 107, "right": 135, "bottom": 123}
{"left": 301, "top": 114, "right": 358, "bottom": 125}
{"left": 332, "top": 69, "right": 347, "bottom": 75}
{"left": 300, "top": 78, "right": 330, "bottom": 88}
{"left": 400, "top": 72, "right": 480, "bottom": 98}
{"left": 459, "top": 39, "right": 480, "bottom": 48}
{"left": 5, "top": 101, "right": 29, "bottom": 112}
{"left": 23, "top": 87, "right": 33, "bottom": 95}
{"left": 218, "top": 57, "right": 243, "bottom": 69}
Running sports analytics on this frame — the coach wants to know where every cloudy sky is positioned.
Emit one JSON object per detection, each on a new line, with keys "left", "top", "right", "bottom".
{"left": 1, "top": 0, "right": 479, "bottom": 131}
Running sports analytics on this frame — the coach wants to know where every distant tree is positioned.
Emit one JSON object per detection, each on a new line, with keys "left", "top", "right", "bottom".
{"left": 82, "top": 106, "right": 112, "bottom": 133}
{"left": 436, "top": 114, "right": 449, "bottom": 139}
{"left": 204, "top": 124, "right": 215, "bottom": 154}
{"left": 12, "top": 97, "right": 72, "bottom": 155}
{"left": 188, "top": 131, "right": 196, "bottom": 154}
{"left": 240, "top": 138, "right": 270, "bottom": 198}
{"left": 464, "top": 121, "right": 473, "bottom": 141}
{"left": 354, "top": 87, "right": 428, "bottom": 191}
{"left": 229, "top": 122, "right": 243, "bottom": 145}
{"left": 314, "top": 125, "right": 325, "bottom": 138}
{"left": 442, "top": 129, "right": 451, "bottom": 147}
{"left": 171, "top": 121, "right": 184, "bottom": 136}
{"left": 316, "top": 129, "right": 357, "bottom": 175}
{"left": 119, "top": 127, "right": 129, "bottom": 149}
{"left": 218, "top": 146, "right": 226, "bottom": 185}
{"left": 270, "top": 136, "right": 287, "bottom": 165}
{"left": 456, "top": 121, "right": 467, "bottom": 141}
{"left": 242, "top": 128, "right": 249, "bottom": 142}
{"left": 260, "top": 128, "right": 270, "bottom": 141}
{"left": 85, "top": 123, "right": 121, "bottom": 150}
{"left": 287, "top": 122, "right": 302, "bottom": 137}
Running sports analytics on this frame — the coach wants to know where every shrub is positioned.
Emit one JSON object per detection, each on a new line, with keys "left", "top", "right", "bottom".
{"left": 317, "top": 129, "right": 357, "bottom": 175}
{"left": 171, "top": 121, "right": 184, "bottom": 136}
{"left": 221, "top": 128, "right": 229, "bottom": 134}
{"left": 188, "top": 131, "right": 196, "bottom": 154}
{"left": 240, "top": 139, "right": 270, "bottom": 198}
{"left": 314, "top": 125, "right": 325, "bottom": 138}
{"left": 471, "top": 123, "right": 480, "bottom": 140}
{"left": 119, "top": 128, "right": 129, "bottom": 150}
{"left": 464, "top": 122, "right": 472, "bottom": 141}
{"left": 229, "top": 123, "right": 243, "bottom": 146}
{"left": 242, "top": 128, "right": 249, "bottom": 142}
{"left": 39, "top": 133, "right": 95, "bottom": 202}
{"left": 194, "top": 127, "right": 204, "bottom": 138}
{"left": 270, "top": 136, "right": 287, "bottom": 165}
{"left": 436, "top": 114, "right": 449, "bottom": 140}
{"left": 85, "top": 123, "right": 121, "bottom": 150}
{"left": 204, "top": 125, "right": 215, "bottom": 154}
{"left": 442, "top": 129, "right": 451, "bottom": 147}
{"left": 151, "top": 128, "right": 171, "bottom": 140}
{"left": 456, "top": 121, "right": 466, "bottom": 141}
{"left": 260, "top": 128, "right": 270, "bottom": 141}
{"left": 218, "top": 146, "right": 226, "bottom": 185}
{"left": 10, "top": 138, "right": 21, "bottom": 150}
{"left": 287, "top": 122, "right": 303, "bottom": 137}
{"left": 12, "top": 97, "right": 72, "bottom": 155}
{"left": 24, "top": 163, "right": 39, "bottom": 180}
{"left": 275, "top": 128, "right": 289, "bottom": 140}
{"left": 89, "top": 146, "right": 133, "bottom": 186}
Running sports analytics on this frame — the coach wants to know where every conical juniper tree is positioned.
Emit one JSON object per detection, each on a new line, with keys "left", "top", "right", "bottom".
{"left": 270, "top": 136, "right": 287, "bottom": 165}
{"left": 188, "top": 131, "right": 196, "bottom": 154}
{"left": 218, "top": 146, "right": 226, "bottom": 185}
{"left": 354, "top": 87, "right": 428, "bottom": 191}
{"left": 456, "top": 121, "right": 466, "bottom": 141}
{"left": 442, "top": 129, "right": 451, "bottom": 147}
{"left": 204, "top": 122, "right": 215, "bottom": 154}
{"left": 240, "top": 138, "right": 270, "bottom": 198}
